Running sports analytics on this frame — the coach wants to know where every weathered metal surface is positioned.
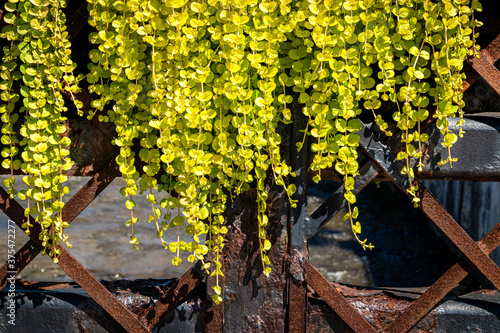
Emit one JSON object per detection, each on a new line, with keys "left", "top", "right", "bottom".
{"left": 204, "top": 292, "right": 224, "bottom": 333}
{"left": 287, "top": 98, "right": 309, "bottom": 333}
{"left": 385, "top": 222, "right": 500, "bottom": 333}
{"left": 467, "top": 34, "right": 500, "bottom": 95}
{"left": 0, "top": 188, "right": 150, "bottom": 333}
{"left": 359, "top": 122, "right": 500, "bottom": 292}
{"left": 287, "top": 278, "right": 307, "bottom": 333}
{"left": 359, "top": 116, "right": 500, "bottom": 182}
{"left": 1, "top": 279, "right": 205, "bottom": 333}
{"left": 308, "top": 286, "right": 500, "bottom": 332}
{"left": 358, "top": 123, "right": 410, "bottom": 188}
{"left": 416, "top": 183, "right": 500, "bottom": 291}
{"left": 220, "top": 185, "right": 289, "bottom": 332}
{"left": 0, "top": 158, "right": 118, "bottom": 290}
{"left": 204, "top": 248, "right": 224, "bottom": 332}
{"left": 304, "top": 259, "right": 377, "bottom": 333}
{"left": 417, "top": 115, "right": 500, "bottom": 182}
{"left": 4, "top": 280, "right": 500, "bottom": 333}
{"left": 145, "top": 261, "right": 206, "bottom": 328}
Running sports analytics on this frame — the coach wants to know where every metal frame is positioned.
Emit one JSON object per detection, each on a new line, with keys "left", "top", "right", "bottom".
{"left": 1, "top": 3, "right": 500, "bottom": 332}
{"left": 289, "top": 122, "right": 500, "bottom": 332}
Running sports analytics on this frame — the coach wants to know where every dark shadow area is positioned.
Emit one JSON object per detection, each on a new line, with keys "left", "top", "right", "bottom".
{"left": 308, "top": 181, "right": 459, "bottom": 288}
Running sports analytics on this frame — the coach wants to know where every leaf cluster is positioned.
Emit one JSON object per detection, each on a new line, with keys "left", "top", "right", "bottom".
{"left": 1, "top": 0, "right": 83, "bottom": 262}
{"left": 0, "top": 0, "right": 481, "bottom": 292}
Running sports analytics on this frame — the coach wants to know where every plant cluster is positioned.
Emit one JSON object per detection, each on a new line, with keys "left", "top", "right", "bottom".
{"left": 1, "top": 0, "right": 82, "bottom": 262}
{"left": 1, "top": 0, "right": 481, "bottom": 304}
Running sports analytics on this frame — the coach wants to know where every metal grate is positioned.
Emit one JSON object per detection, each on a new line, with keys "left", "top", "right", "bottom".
{"left": 1, "top": 3, "right": 500, "bottom": 333}
{"left": 286, "top": 31, "right": 500, "bottom": 332}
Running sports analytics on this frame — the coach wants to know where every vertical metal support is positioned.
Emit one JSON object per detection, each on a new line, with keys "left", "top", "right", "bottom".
{"left": 205, "top": 251, "right": 224, "bottom": 332}
{"left": 287, "top": 99, "right": 309, "bottom": 333}
{"left": 210, "top": 124, "right": 291, "bottom": 332}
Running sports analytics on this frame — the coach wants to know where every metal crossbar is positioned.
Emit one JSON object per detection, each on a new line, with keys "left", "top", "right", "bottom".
{"left": 0, "top": 158, "right": 117, "bottom": 289}
{"left": 2, "top": 3, "right": 500, "bottom": 333}
{"left": 385, "top": 222, "right": 500, "bottom": 332}
{"left": 0, "top": 160, "right": 152, "bottom": 332}
{"left": 304, "top": 259, "right": 378, "bottom": 332}
{"left": 360, "top": 124, "right": 500, "bottom": 291}
{"left": 463, "top": 34, "right": 500, "bottom": 95}
{"left": 0, "top": 187, "right": 150, "bottom": 332}
{"left": 0, "top": 163, "right": 206, "bottom": 332}
{"left": 300, "top": 126, "right": 500, "bottom": 332}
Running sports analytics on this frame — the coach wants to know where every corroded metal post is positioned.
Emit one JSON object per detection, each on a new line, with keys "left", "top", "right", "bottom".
{"left": 204, "top": 122, "right": 292, "bottom": 332}
{"left": 287, "top": 98, "right": 309, "bottom": 333}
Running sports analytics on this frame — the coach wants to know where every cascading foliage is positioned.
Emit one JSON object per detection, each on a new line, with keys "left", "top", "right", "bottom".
{"left": 1, "top": 0, "right": 481, "bottom": 304}
{"left": 1, "top": 0, "right": 82, "bottom": 262}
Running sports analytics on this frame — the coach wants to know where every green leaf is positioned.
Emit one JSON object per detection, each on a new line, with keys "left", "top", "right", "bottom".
{"left": 172, "top": 257, "right": 182, "bottom": 266}
{"left": 125, "top": 200, "right": 136, "bottom": 210}
{"left": 338, "top": 147, "right": 351, "bottom": 162}
{"left": 443, "top": 133, "right": 457, "bottom": 147}
{"left": 344, "top": 191, "right": 356, "bottom": 204}
{"left": 414, "top": 70, "right": 425, "bottom": 79}
{"left": 353, "top": 222, "right": 361, "bottom": 234}
{"left": 173, "top": 215, "right": 185, "bottom": 226}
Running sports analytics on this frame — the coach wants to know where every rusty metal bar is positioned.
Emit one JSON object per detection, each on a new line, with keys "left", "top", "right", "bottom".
{"left": 56, "top": 244, "right": 151, "bottom": 332}
{"left": 384, "top": 222, "right": 500, "bottom": 333}
{"left": 145, "top": 261, "right": 206, "bottom": 328}
{"left": 0, "top": 189, "right": 150, "bottom": 333}
{"left": 470, "top": 52, "right": 500, "bottom": 96}
{"left": 304, "top": 259, "right": 378, "bottom": 333}
{"left": 463, "top": 34, "right": 500, "bottom": 92}
{"left": 0, "top": 158, "right": 118, "bottom": 289}
{"left": 416, "top": 183, "right": 500, "bottom": 291}
{"left": 360, "top": 122, "right": 500, "bottom": 291}
{"left": 0, "top": 187, "right": 150, "bottom": 332}
{"left": 0, "top": 240, "right": 40, "bottom": 289}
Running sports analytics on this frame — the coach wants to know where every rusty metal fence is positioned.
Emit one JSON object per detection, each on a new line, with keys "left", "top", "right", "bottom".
{"left": 1, "top": 2, "right": 500, "bottom": 332}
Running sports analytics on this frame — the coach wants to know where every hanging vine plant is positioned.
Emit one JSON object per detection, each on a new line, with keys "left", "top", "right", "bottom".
{"left": 1, "top": 0, "right": 83, "bottom": 262}
{"left": 1, "top": 0, "right": 482, "bottom": 304}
